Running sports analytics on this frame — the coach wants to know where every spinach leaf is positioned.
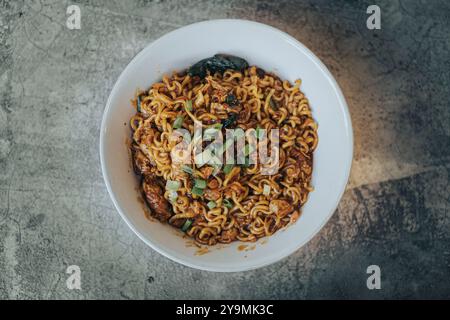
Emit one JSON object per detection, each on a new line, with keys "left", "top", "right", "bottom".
{"left": 221, "top": 113, "right": 238, "bottom": 128}
{"left": 188, "top": 54, "right": 249, "bottom": 78}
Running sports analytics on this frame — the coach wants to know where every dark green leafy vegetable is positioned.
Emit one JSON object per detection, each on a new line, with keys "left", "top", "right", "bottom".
{"left": 181, "top": 219, "right": 192, "bottom": 232}
{"left": 222, "top": 113, "right": 237, "bottom": 128}
{"left": 188, "top": 54, "right": 249, "bottom": 78}
{"left": 137, "top": 95, "right": 142, "bottom": 112}
{"left": 256, "top": 67, "right": 265, "bottom": 78}
{"left": 225, "top": 93, "right": 239, "bottom": 106}
{"left": 269, "top": 97, "right": 278, "bottom": 110}
{"left": 223, "top": 198, "right": 233, "bottom": 209}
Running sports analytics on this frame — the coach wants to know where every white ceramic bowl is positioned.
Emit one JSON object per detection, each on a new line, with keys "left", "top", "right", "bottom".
{"left": 100, "top": 19, "right": 353, "bottom": 272}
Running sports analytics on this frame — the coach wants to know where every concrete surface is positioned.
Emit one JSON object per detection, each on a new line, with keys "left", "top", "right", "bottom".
{"left": 0, "top": 0, "right": 449, "bottom": 299}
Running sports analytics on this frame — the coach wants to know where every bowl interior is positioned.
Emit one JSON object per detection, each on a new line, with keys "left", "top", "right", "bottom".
{"left": 100, "top": 19, "right": 352, "bottom": 272}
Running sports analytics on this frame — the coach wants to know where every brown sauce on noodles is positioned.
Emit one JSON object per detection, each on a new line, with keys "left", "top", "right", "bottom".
{"left": 129, "top": 62, "right": 318, "bottom": 246}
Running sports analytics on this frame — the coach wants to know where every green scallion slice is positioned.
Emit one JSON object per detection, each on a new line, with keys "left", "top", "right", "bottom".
{"left": 210, "top": 123, "right": 223, "bottom": 130}
{"left": 191, "top": 186, "right": 204, "bottom": 196}
{"left": 207, "top": 201, "right": 216, "bottom": 209}
{"left": 185, "top": 100, "right": 193, "bottom": 111}
{"left": 181, "top": 165, "right": 194, "bottom": 175}
{"left": 223, "top": 164, "right": 234, "bottom": 175}
{"left": 173, "top": 116, "right": 184, "bottom": 129}
{"left": 181, "top": 219, "right": 192, "bottom": 232}
{"left": 166, "top": 180, "right": 180, "bottom": 191}
{"left": 223, "top": 198, "right": 233, "bottom": 209}
{"left": 194, "top": 179, "right": 207, "bottom": 189}
{"left": 168, "top": 191, "right": 178, "bottom": 202}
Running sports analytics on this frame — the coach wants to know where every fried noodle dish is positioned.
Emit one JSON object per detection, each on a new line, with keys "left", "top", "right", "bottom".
{"left": 129, "top": 54, "right": 318, "bottom": 245}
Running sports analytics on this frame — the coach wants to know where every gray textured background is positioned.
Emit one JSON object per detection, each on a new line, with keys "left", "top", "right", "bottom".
{"left": 0, "top": 0, "right": 449, "bottom": 299}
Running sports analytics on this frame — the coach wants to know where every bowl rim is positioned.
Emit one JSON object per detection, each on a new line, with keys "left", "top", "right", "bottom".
{"left": 100, "top": 18, "right": 353, "bottom": 272}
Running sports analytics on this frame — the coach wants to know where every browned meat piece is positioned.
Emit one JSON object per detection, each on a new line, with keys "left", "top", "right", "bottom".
{"left": 204, "top": 188, "right": 221, "bottom": 201}
{"left": 133, "top": 125, "right": 156, "bottom": 145}
{"left": 132, "top": 148, "right": 153, "bottom": 175}
{"left": 207, "top": 178, "right": 219, "bottom": 189}
{"left": 199, "top": 166, "right": 214, "bottom": 179}
{"left": 142, "top": 176, "right": 172, "bottom": 222}
{"left": 170, "top": 218, "right": 186, "bottom": 228}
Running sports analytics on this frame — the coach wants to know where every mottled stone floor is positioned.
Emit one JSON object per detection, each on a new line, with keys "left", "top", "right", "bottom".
{"left": 0, "top": 0, "right": 449, "bottom": 299}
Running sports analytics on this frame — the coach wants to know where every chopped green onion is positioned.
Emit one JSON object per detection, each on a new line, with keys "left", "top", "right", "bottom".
{"left": 166, "top": 180, "right": 180, "bottom": 191}
{"left": 209, "top": 123, "right": 223, "bottom": 130}
{"left": 263, "top": 185, "right": 271, "bottom": 196}
{"left": 181, "top": 219, "right": 192, "bottom": 232}
{"left": 223, "top": 164, "right": 234, "bottom": 175}
{"left": 222, "top": 113, "right": 237, "bottom": 128}
{"left": 225, "top": 93, "right": 239, "bottom": 106}
{"left": 191, "top": 187, "right": 204, "bottom": 196}
{"left": 181, "top": 165, "right": 194, "bottom": 175}
{"left": 168, "top": 191, "right": 178, "bottom": 202}
{"left": 185, "top": 100, "right": 193, "bottom": 111}
{"left": 223, "top": 198, "right": 233, "bottom": 209}
{"left": 173, "top": 116, "right": 184, "bottom": 129}
{"left": 194, "top": 179, "right": 207, "bottom": 189}
{"left": 207, "top": 201, "right": 216, "bottom": 209}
